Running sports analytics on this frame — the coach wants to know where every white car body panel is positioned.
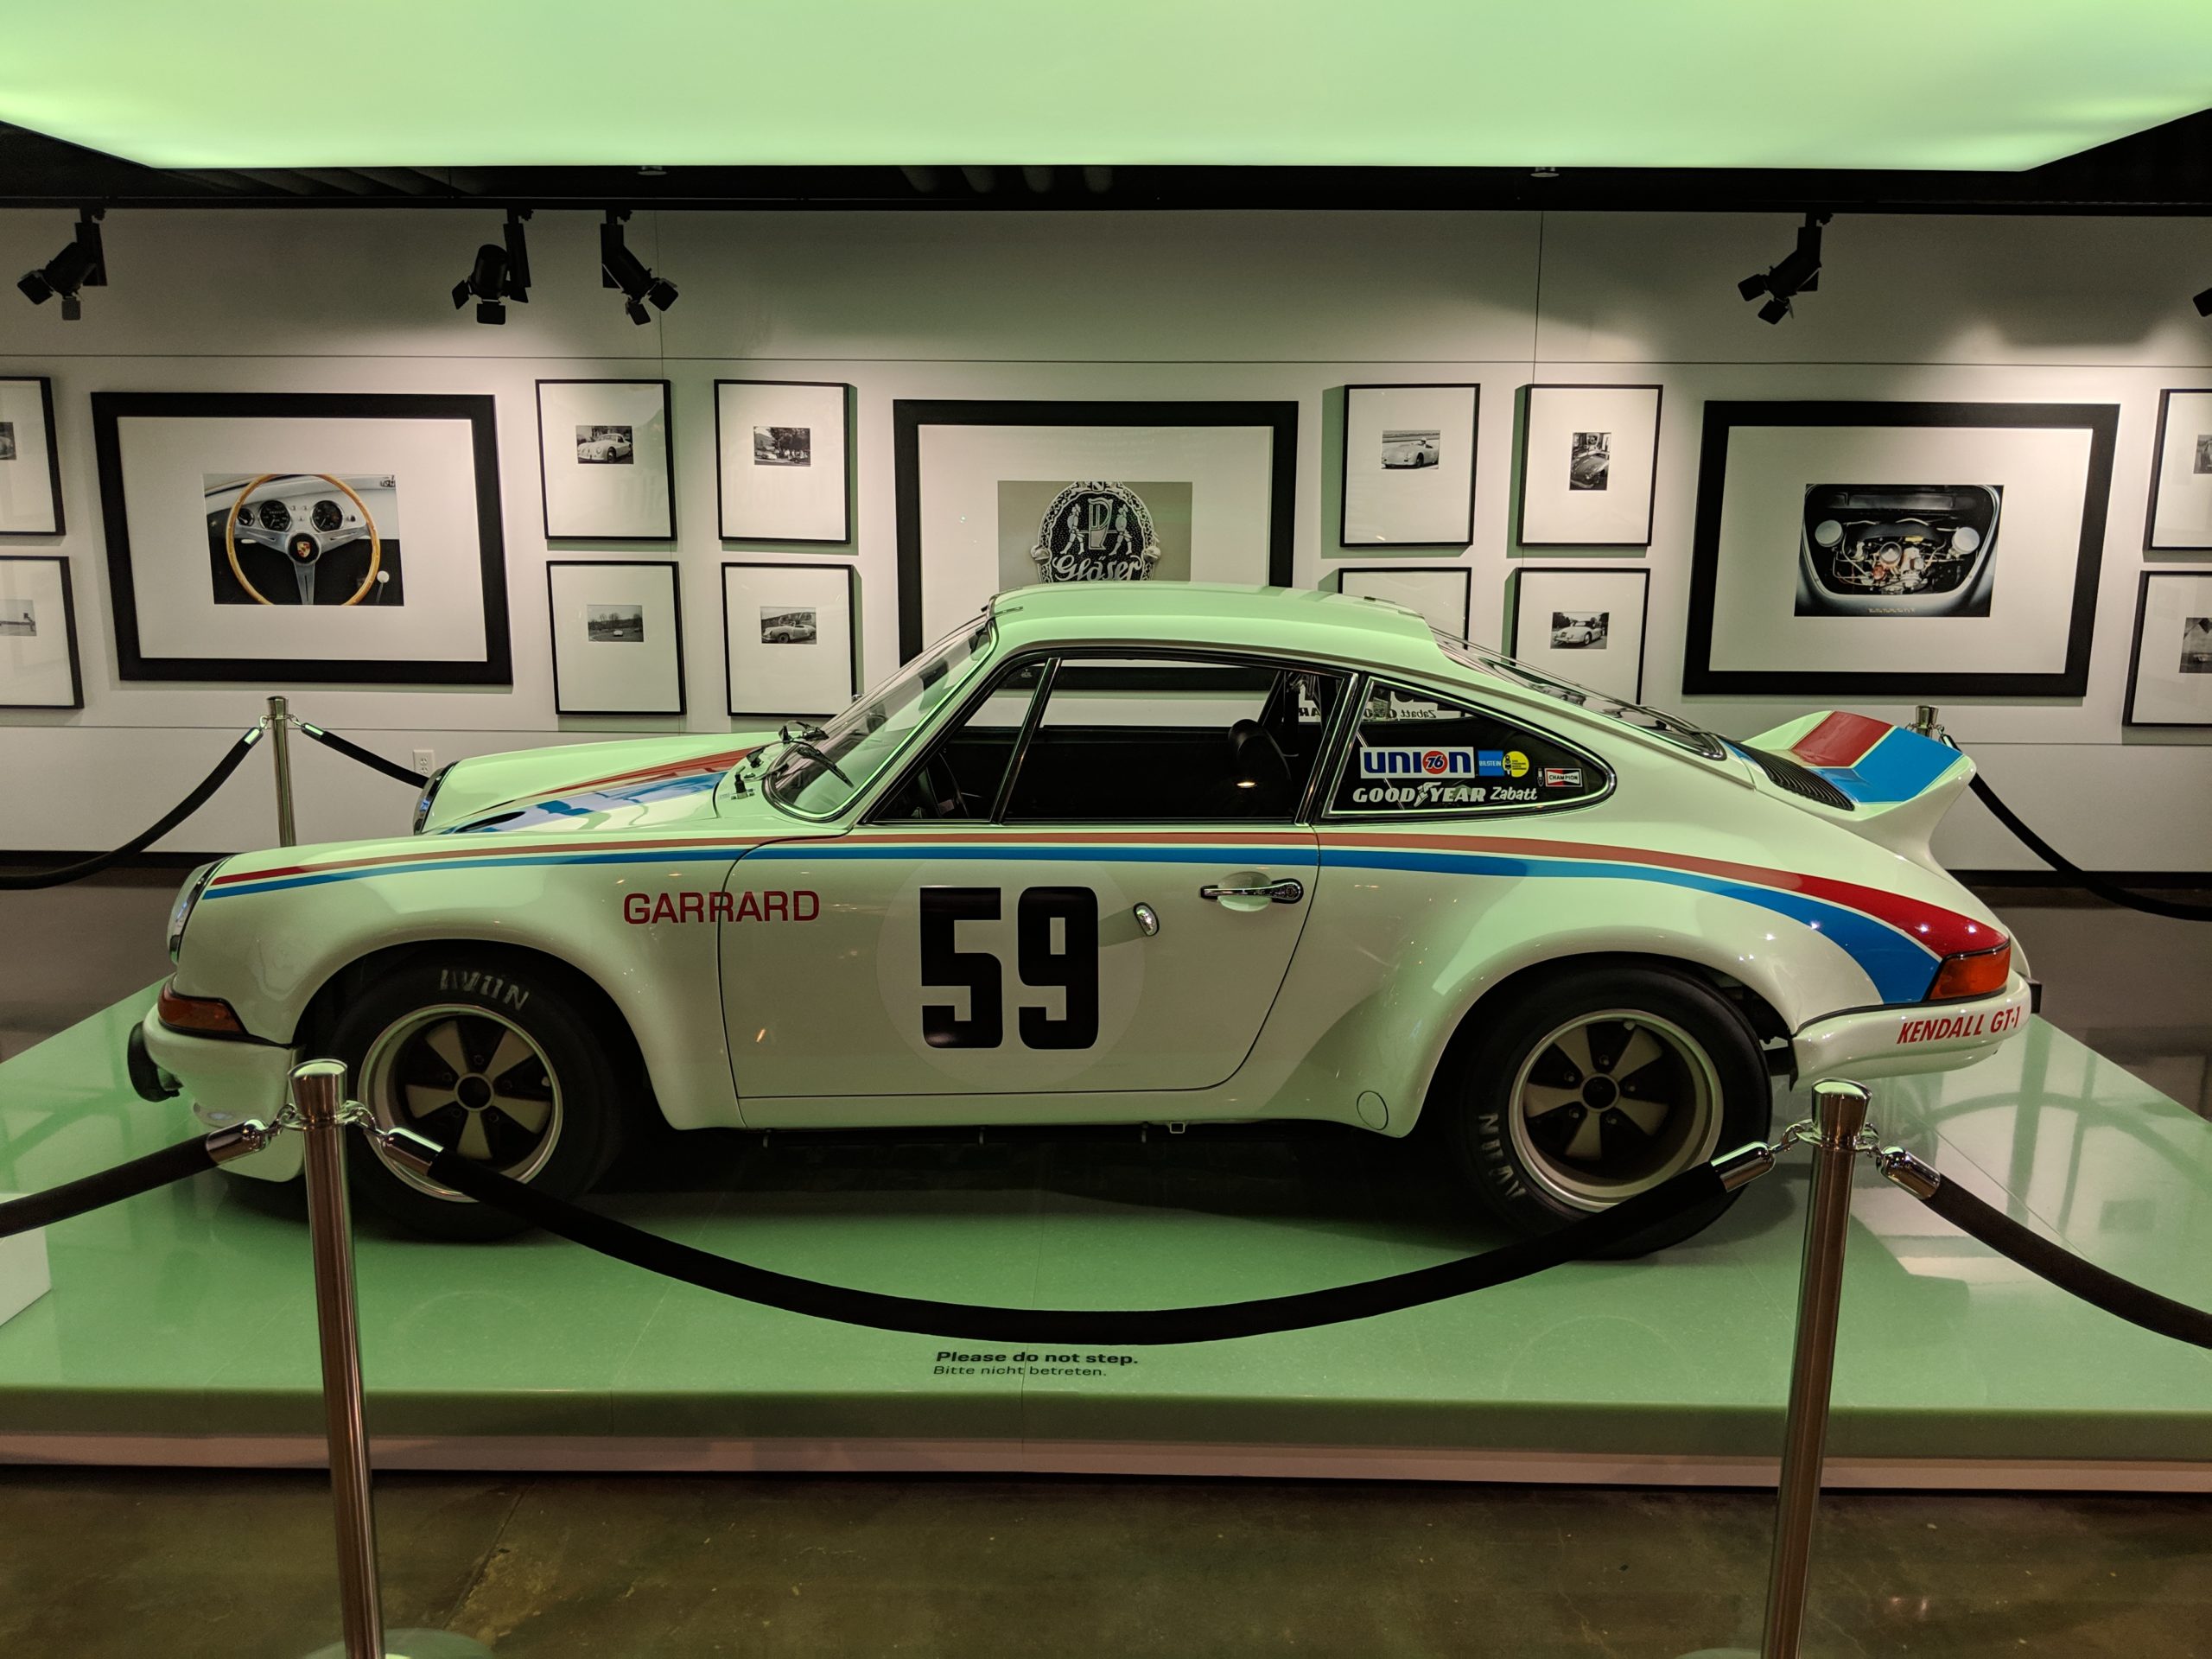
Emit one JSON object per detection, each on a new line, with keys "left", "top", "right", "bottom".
{"left": 148, "top": 585, "right": 2024, "bottom": 1183}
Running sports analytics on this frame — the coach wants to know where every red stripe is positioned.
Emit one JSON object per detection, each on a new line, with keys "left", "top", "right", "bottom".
{"left": 1320, "top": 829, "right": 1999, "bottom": 957}
{"left": 520, "top": 744, "right": 760, "bottom": 798}
{"left": 1789, "top": 712, "right": 1891, "bottom": 770}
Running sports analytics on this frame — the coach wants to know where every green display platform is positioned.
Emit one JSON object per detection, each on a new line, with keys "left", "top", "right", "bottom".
{"left": 2, "top": 990, "right": 2208, "bottom": 1488}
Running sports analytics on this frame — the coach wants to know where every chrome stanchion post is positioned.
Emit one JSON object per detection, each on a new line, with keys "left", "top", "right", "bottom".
{"left": 1759, "top": 1077, "right": 1870, "bottom": 1659}
{"left": 293, "top": 1058, "right": 384, "bottom": 1659}
{"left": 269, "top": 694, "right": 298, "bottom": 848}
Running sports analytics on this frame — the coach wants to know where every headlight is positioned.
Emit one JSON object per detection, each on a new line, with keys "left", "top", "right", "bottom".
{"left": 168, "top": 860, "right": 223, "bottom": 963}
{"left": 412, "top": 762, "right": 454, "bottom": 835}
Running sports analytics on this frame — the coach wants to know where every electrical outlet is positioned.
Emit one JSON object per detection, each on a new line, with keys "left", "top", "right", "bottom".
{"left": 412, "top": 748, "right": 435, "bottom": 775}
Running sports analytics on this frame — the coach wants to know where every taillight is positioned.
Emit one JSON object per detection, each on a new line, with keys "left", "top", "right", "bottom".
{"left": 157, "top": 982, "right": 249, "bottom": 1038}
{"left": 1928, "top": 941, "right": 2011, "bottom": 1002}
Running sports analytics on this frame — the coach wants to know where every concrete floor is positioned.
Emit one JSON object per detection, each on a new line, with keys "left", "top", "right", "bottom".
{"left": 1, "top": 869, "right": 2209, "bottom": 1656}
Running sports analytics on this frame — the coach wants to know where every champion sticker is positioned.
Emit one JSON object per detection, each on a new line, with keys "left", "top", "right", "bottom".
{"left": 1542, "top": 767, "right": 1582, "bottom": 789}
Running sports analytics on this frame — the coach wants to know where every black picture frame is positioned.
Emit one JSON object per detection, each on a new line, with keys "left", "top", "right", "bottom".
{"left": 1336, "top": 563, "right": 1472, "bottom": 638}
{"left": 92, "top": 391, "right": 511, "bottom": 685}
{"left": 545, "top": 557, "right": 687, "bottom": 717}
{"left": 0, "top": 553, "right": 84, "bottom": 709}
{"left": 893, "top": 397, "right": 1299, "bottom": 661}
{"left": 1338, "top": 382, "right": 1478, "bottom": 549}
{"left": 721, "top": 560, "right": 861, "bottom": 719}
{"left": 1504, "top": 564, "right": 1652, "bottom": 704}
{"left": 0, "top": 377, "right": 65, "bottom": 537}
{"left": 535, "top": 378, "right": 677, "bottom": 542}
{"left": 1515, "top": 382, "right": 1663, "bottom": 550}
{"left": 1685, "top": 400, "right": 2117, "bottom": 698}
{"left": 2122, "top": 570, "right": 2212, "bottom": 728}
{"left": 2143, "top": 387, "right": 2212, "bottom": 554}
{"left": 714, "top": 379, "right": 854, "bottom": 544}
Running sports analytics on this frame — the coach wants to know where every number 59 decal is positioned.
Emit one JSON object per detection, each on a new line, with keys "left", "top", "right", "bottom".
{"left": 920, "top": 886, "right": 1098, "bottom": 1051}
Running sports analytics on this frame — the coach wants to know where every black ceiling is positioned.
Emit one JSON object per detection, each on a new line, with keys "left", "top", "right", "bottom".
{"left": 2, "top": 108, "right": 2209, "bottom": 215}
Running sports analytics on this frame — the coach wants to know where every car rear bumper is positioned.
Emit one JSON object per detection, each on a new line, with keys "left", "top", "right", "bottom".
{"left": 134, "top": 1007, "right": 302, "bottom": 1183}
{"left": 1789, "top": 973, "right": 2033, "bottom": 1084}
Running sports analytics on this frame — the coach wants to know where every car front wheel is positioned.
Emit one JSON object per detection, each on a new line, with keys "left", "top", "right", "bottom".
{"left": 325, "top": 956, "right": 629, "bottom": 1240}
{"left": 1441, "top": 964, "right": 1773, "bottom": 1253}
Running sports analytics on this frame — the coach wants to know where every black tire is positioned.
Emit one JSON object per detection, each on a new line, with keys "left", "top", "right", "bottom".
{"left": 325, "top": 954, "right": 630, "bottom": 1241}
{"left": 1438, "top": 963, "right": 1772, "bottom": 1254}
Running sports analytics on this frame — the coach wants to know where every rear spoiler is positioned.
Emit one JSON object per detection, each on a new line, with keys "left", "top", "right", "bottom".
{"left": 1740, "top": 711, "right": 1974, "bottom": 862}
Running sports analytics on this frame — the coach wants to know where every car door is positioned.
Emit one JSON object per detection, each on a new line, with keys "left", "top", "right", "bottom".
{"left": 722, "top": 655, "right": 1344, "bottom": 1112}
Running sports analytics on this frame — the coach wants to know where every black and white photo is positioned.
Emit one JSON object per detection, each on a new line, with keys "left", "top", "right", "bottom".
{"left": 760, "top": 606, "right": 818, "bottom": 645}
{"left": 1337, "top": 565, "right": 1471, "bottom": 639}
{"left": 1549, "top": 610, "right": 1608, "bottom": 648}
{"left": 2145, "top": 389, "right": 2212, "bottom": 551}
{"left": 1689, "top": 400, "right": 2114, "bottom": 697}
{"left": 723, "top": 561, "right": 858, "bottom": 716}
{"left": 0, "top": 378, "right": 64, "bottom": 537}
{"left": 1569, "top": 431, "right": 1610, "bottom": 492}
{"left": 547, "top": 560, "right": 684, "bottom": 715}
{"left": 997, "top": 480, "right": 1192, "bottom": 589}
{"left": 754, "top": 426, "right": 811, "bottom": 467}
{"left": 586, "top": 602, "right": 645, "bottom": 644}
{"left": 0, "top": 555, "right": 82, "bottom": 708}
{"left": 1517, "top": 385, "right": 1661, "bottom": 548}
{"left": 717, "top": 381, "right": 851, "bottom": 542}
{"left": 1341, "top": 385, "right": 1476, "bottom": 545}
{"left": 1508, "top": 566, "right": 1649, "bottom": 702}
{"left": 575, "top": 424, "right": 633, "bottom": 464}
{"left": 537, "top": 381, "right": 675, "bottom": 541}
{"left": 95, "top": 391, "right": 509, "bottom": 684}
{"left": 2125, "top": 573, "right": 2212, "bottom": 726}
{"left": 1380, "top": 429, "right": 1439, "bottom": 470}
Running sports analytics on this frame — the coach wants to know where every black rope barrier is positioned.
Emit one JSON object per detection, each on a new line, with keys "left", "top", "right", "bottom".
{"left": 1968, "top": 774, "right": 2212, "bottom": 923}
{"left": 0, "top": 725, "right": 263, "bottom": 892}
{"left": 0, "top": 1135, "right": 223, "bottom": 1240}
{"left": 1903, "top": 1166, "right": 2212, "bottom": 1351}
{"left": 426, "top": 1147, "right": 1730, "bottom": 1345}
{"left": 294, "top": 721, "right": 430, "bottom": 791}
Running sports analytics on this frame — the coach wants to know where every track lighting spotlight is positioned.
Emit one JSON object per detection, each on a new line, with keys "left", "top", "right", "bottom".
{"left": 1738, "top": 212, "right": 1830, "bottom": 325}
{"left": 2194, "top": 284, "right": 2212, "bottom": 319}
{"left": 16, "top": 209, "right": 106, "bottom": 321}
{"left": 600, "top": 210, "right": 677, "bottom": 326}
{"left": 450, "top": 208, "right": 531, "bottom": 324}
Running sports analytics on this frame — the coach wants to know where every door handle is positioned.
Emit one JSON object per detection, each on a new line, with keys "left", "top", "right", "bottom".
{"left": 1198, "top": 878, "right": 1305, "bottom": 905}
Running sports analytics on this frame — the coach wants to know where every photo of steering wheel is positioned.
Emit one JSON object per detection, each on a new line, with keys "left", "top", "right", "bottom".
{"left": 221, "top": 473, "right": 383, "bottom": 607}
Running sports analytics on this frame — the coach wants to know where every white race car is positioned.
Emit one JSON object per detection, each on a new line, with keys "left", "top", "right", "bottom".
{"left": 133, "top": 586, "right": 2027, "bottom": 1244}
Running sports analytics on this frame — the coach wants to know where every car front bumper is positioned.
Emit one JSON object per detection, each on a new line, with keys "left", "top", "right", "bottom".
{"left": 132, "top": 1007, "right": 302, "bottom": 1182}
{"left": 1789, "top": 972, "right": 2033, "bottom": 1085}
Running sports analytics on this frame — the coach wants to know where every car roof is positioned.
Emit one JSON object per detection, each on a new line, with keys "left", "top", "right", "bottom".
{"left": 987, "top": 582, "right": 1445, "bottom": 673}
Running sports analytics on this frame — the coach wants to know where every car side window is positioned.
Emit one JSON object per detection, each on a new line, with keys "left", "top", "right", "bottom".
{"left": 873, "top": 662, "right": 1048, "bottom": 821}
{"left": 1331, "top": 680, "right": 1608, "bottom": 815}
{"left": 1000, "top": 660, "right": 1346, "bottom": 823}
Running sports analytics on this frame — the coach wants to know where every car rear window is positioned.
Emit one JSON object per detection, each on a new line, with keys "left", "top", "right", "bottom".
{"left": 1332, "top": 680, "right": 1609, "bottom": 815}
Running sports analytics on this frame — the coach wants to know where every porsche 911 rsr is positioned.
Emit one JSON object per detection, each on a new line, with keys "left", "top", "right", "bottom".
{"left": 135, "top": 585, "right": 2027, "bottom": 1245}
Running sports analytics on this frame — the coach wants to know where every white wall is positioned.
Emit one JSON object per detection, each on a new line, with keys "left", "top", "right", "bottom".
{"left": 0, "top": 207, "right": 2206, "bottom": 868}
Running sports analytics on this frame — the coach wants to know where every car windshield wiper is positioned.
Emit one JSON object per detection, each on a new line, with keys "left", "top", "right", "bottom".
{"left": 778, "top": 736, "right": 851, "bottom": 787}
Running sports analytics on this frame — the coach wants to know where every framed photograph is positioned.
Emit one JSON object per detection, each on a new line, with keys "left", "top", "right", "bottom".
{"left": 721, "top": 561, "right": 859, "bottom": 718}
{"left": 535, "top": 379, "right": 675, "bottom": 540}
{"left": 546, "top": 559, "right": 684, "bottom": 716}
{"left": 1338, "top": 564, "right": 1471, "bottom": 638}
{"left": 1517, "top": 383, "right": 1662, "bottom": 548}
{"left": 893, "top": 398, "right": 1297, "bottom": 658}
{"left": 1685, "top": 401, "right": 2117, "bottom": 697}
{"left": 2124, "top": 571, "right": 2212, "bottom": 727}
{"left": 92, "top": 391, "right": 510, "bottom": 685}
{"left": 1340, "top": 384, "right": 1478, "bottom": 547}
{"left": 715, "top": 380, "right": 851, "bottom": 543}
{"left": 1505, "top": 566, "right": 1651, "bottom": 703}
{"left": 0, "top": 378, "right": 64, "bottom": 537}
{"left": 2145, "top": 389, "right": 2212, "bottom": 552}
{"left": 0, "top": 555, "right": 82, "bottom": 708}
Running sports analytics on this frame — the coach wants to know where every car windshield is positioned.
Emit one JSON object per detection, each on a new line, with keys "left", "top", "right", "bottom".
{"left": 763, "top": 617, "right": 996, "bottom": 817}
{"left": 1432, "top": 629, "right": 1728, "bottom": 761}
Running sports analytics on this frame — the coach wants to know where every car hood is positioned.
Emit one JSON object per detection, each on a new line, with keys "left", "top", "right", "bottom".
{"left": 423, "top": 732, "right": 777, "bottom": 836}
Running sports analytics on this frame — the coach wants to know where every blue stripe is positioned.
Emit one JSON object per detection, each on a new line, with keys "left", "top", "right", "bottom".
{"left": 746, "top": 842, "right": 1304, "bottom": 867}
{"left": 1815, "top": 728, "right": 1961, "bottom": 806}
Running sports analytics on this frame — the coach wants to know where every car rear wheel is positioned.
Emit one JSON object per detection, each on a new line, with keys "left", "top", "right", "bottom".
{"left": 326, "top": 957, "right": 628, "bottom": 1240}
{"left": 1440, "top": 964, "right": 1772, "bottom": 1253}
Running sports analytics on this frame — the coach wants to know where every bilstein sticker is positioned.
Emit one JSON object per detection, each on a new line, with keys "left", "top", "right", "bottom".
{"left": 624, "top": 890, "right": 819, "bottom": 925}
